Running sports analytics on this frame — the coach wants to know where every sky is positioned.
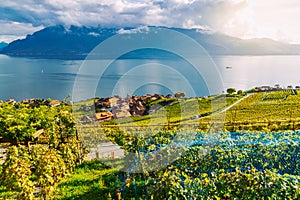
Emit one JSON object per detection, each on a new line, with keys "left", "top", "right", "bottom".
{"left": 1, "top": 0, "right": 300, "bottom": 44}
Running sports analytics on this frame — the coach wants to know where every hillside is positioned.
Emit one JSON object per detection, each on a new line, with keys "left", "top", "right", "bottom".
{"left": 71, "top": 89, "right": 300, "bottom": 133}
{"left": 1, "top": 25, "right": 300, "bottom": 59}
{"left": 1, "top": 91, "right": 300, "bottom": 199}
{"left": 94, "top": 90, "right": 300, "bottom": 132}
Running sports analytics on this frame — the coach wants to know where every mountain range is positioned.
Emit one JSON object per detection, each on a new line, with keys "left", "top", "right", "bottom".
{"left": 1, "top": 25, "right": 300, "bottom": 59}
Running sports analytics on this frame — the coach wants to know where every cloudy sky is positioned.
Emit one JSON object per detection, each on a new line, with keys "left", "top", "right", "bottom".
{"left": 1, "top": 0, "right": 300, "bottom": 43}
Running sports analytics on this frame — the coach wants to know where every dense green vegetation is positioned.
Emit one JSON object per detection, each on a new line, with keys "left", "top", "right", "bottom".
{"left": 1, "top": 90, "right": 300, "bottom": 199}
{"left": 0, "top": 102, "right": 86, "bottom": 199}
{"left": 53, "top": 131, "right": 300, "bottom": 199}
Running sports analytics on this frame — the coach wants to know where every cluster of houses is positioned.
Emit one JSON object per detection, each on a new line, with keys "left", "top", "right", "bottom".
{"left": 0, "top": 98, "right": 63, "bottom": 107}
{"left": 80, "top": 93, "right": 176, "bottom": 123}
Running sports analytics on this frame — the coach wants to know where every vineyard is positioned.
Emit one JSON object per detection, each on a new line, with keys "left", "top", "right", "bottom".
{"left": 216, "top": 91, "right": 300, "bottom": 132}
{"left": 260, "top": 90, "right": 296, "bottom": 101}
{"left": 224, "top": 91, "right": 300, "bottom": 121}
{"left": 1, "top": 91, "right": 300, "bottom": 199}
{"left": 52, "top": 129, "right": 300, "bottom": 199}
{"left": 0, "top": 102, "right": 86, "bottom": 200}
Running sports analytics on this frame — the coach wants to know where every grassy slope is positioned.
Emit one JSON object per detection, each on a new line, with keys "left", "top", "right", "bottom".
{"left": 53, "top": 160, "right": 119, "bottom": 200}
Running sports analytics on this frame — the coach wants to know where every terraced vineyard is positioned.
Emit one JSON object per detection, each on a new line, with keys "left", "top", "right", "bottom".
{"left": 225, "top": 91, "right": 300, "bottom": 121}
{"left": 191, "top": 91, "right": 300, "bottom": 132}
{"left": 260, "top": 90, "right": 296, "bottom": 100}
{"left": 1, "top": 91, "right": 300, "bottom": 199}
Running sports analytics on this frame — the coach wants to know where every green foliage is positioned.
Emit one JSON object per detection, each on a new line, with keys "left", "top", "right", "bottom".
{"left": 4, "top": 90, "right": 300, "bottom": 199}
{"left": 1, "top": 146, "right": 34, "bottom": 200}
{"left": 149, "top": 167, "right": 299, "bottom": 199}
{"left": 59, "top": 91, "right": 300, "bottom": 198}
{"left": 31, "top": 145, "right": 66, "bottom": 199}
{"left": 227, "top": 88, "right": 236, "bottom": 95}
{"left": 0, "top": 103, "right": 38, "bottom": 143}
{"left": 237, "top": 90, "right": 243, "bottom": 95}
{"left": 139, "top": 131, "right": 300, "bottom": 199}
{"left": 0, "top": 102, "right": 86, "bottom": 199}
{"left": 53, "top": 130, "right": 300, "bottom": 199}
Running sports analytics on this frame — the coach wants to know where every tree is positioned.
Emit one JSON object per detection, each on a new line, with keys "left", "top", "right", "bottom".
{"left": 274, "top": 84, "right": 281, "bottom": 90}
{"left": 227, "top": 88, "right": 236, "bottom": 95}
{"left": 175, "top": 92, "right": 186, "bottom": 98}
{"left": 237, "top": 90, "right": 243, "bottom": 95}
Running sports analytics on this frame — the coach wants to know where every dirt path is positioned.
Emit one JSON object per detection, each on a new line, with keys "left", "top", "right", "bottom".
{"left": 189, "top": 93, "right": 253, "bottom": 121}
{"left": 218, "top": 93, "right": 253, "bottom": 114}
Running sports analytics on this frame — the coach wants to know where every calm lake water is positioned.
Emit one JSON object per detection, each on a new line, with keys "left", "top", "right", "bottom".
{"left": 1, "top": 54, "right": 300, "bottom": 101}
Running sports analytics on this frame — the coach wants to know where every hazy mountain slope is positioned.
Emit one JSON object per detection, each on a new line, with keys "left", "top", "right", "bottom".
{"left": 1, "top": 25, "right": 300, "bottom": 59}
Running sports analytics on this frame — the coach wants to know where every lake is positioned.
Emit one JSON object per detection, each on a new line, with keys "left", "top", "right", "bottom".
{"left": 1, "top": 54, "right": 300, "bottom": 101}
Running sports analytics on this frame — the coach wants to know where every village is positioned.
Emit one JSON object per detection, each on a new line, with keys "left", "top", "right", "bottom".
{"left": 0, "top": 98, "right": 64, "bottom": 107}
{"left": 79, "top": 93, "right": 179, "bottom": 123}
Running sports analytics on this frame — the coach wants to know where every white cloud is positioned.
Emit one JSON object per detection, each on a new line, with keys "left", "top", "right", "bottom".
{"left": 0, "top": 0, "right": 247, "bottom": 27}
{"left": 0, "top": 20, "right": 44, "bottom": 42}
{"left": 1, "top": 0, "right": 300, "bottom": 43}
{"left": 117, "top": 26, "right": 150, "bottom": 34}
{"left": 88, "top": 32, "right": 101, "bottom": 37}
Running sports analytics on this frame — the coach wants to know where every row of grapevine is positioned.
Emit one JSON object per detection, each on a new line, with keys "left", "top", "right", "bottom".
{"left": 0, "top": 102, "right": 86, "bottom": 200}
{"left": 261, "top": 90, "right": 295, "bottom": 101}
{"left": 94, "top": 128, "right": 300, "bottom": 199}
{"left": 223, "top": 92, "right": 300, "bottom": 123}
